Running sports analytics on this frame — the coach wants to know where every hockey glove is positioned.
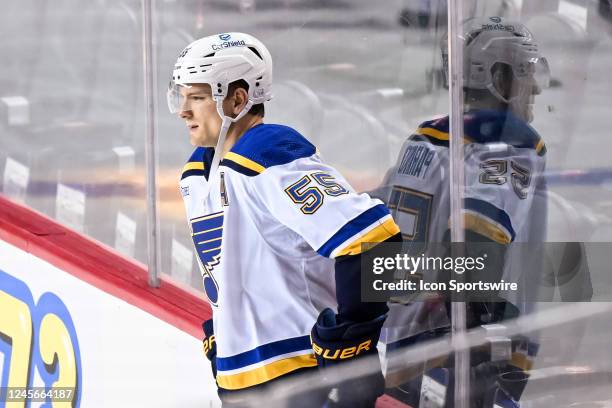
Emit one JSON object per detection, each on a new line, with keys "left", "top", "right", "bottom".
{"left": 311, "top": 308, "right": 387, "bottom": 408}
{"left": 202, "top": 319, "right": 217, "bottom": 379}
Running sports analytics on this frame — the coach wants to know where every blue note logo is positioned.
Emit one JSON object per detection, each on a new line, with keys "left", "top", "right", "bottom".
{"left": 190, "top": 212, "right": 224, "bottom": 305}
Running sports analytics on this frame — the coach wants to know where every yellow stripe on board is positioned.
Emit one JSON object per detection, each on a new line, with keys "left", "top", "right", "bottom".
{"left": 335, "top": 218, "right": 401, "bottom": 257}
{"left": 182, "top": 162, "right": 205, "bottom": 173}
{"left": 216, "top": 354, "right": 317, "bottom": 390}
{"left": 224, "top": 152, "right": 266, "bottom": 174}
{"left": 463, "top": 213, "right": 512, "bottom": 244}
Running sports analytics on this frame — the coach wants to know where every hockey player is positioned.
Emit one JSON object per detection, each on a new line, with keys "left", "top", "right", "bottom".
{"left": 167, "top": 33, "right": 401, "bottom": 407}
{"left": 377, "top": 17, "right": 551, "bottom": 407}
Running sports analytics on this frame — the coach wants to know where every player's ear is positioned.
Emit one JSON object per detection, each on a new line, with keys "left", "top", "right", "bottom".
{"left": 230, "top": 86, "right": 249, "bottom": 115}
{"left": 491, "top": 62, "right": 514, "bottom": 101}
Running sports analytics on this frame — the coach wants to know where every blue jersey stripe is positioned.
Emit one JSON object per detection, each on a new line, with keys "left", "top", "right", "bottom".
{"left": 464, "top": 198, "right": 516, "bottom": 242}
{"left": 216, "top": 335, "right": 312, "bottom": 371}
{"left": 181, "top": 169, "right": 206, "bottom": 180}
{"left": 317, "top": 204, "right": 390, "bottom": 258}
{"left": 220, "top": 159, "right": 260, "bottom": 177}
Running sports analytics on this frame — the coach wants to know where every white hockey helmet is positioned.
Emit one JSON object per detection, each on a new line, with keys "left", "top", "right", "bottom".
{"left": 167, "top": 32, "right": 273, "bottom": 114}
{"left": 442, "top": 17, "right": 550, "bottom": 103}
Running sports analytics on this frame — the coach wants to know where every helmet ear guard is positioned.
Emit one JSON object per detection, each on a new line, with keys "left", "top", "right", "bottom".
{"left": 213, "top": 79, "right": 229, "bottom": 102}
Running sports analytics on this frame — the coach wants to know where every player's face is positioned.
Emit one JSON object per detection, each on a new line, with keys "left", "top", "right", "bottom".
{"left": 178, "top": 84, "right": 222, "bottom": 147}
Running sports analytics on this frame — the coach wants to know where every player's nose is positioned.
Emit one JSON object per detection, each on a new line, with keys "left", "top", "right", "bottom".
{"left": 179, "top": 109, "right": 192, "bottom": 119}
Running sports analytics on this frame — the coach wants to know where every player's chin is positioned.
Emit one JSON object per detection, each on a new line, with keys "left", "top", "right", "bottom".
{"left": 189, "top": 132, "right": 209, "bottom": 147}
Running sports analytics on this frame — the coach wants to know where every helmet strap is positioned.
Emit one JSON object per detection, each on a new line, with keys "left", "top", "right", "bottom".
{"left": 486, "top": 83, "right": 519, "bottom": 105}
{"left": 200, "top": 98, "right": 255, "bottom": 202}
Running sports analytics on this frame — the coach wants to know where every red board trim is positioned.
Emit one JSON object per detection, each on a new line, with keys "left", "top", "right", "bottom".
{"left": 0, "top": 195, "right": 211, "bottom": 339}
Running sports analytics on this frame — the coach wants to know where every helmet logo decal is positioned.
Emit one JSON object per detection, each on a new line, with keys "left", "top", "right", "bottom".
{"left": 490, "top": 16, "right": 502, "bottom": 23}
{"left": 481, "top": 21, "right": 515, "bottom": 32}
{"left": 219, "top": 33, "right": 231, "bottom": 41}
{"left": 212, "top": 39, "right": 246, "bottom": 51}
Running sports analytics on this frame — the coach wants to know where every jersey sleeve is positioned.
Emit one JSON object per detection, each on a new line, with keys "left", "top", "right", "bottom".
{"left": 463, "top": 143, "right": 546, "bottom": 244}
{"left": 253, "top": 154, "right": 400, "bottom": 258}
{"left": 179, "top": 147, "right": 214, "bottom": 221}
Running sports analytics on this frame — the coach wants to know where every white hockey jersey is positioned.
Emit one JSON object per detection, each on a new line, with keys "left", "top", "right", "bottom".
{"left": 179, "top": 123, "right": 399, "bottom": 390}
{"left": 380, "top": 110, "right": 546, "bottom": 247}
{"left": 378, "top": 109, "right": 547, "bottom": 347}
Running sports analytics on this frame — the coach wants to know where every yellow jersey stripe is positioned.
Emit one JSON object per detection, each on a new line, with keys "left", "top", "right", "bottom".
{"left": 416, "top": 127, "right": 449, "bottom": 141}
{"left": 182, "top": 162, "right": 205, "bottom": 173}
{"left": 216, "top": 354, "right": 317, "bottom": 390}
{"left": 416, "top": 127, "right": 474, "bottom": 143}
{"left": 335, "top": 218, "right": 401, "bottom": 257}
{"left": 535, "top": 138, "right": 545, "bottom": 154}
{"left": 224, "top": 152, "right": 266, "bottom": 174}
{"left": 463, "top": 213, "right": 512, "bottom": 244}
{"left": 510, "top": 352, "right": 533, "bottom": 371}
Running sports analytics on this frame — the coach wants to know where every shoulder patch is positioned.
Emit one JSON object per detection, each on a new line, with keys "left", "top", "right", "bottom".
{"left": 182, "top": 147, "right": 214, "bottom": 180}
{"left": 221, "top": 124, "right": 316, "bottom": 176}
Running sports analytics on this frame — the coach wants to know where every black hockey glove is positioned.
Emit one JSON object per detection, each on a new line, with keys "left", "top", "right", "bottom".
{"left": 202, "top": 319, "right": 217, "bottom": 379}
{"left": 311, "top": 308, "right": 387, "bottom": 408}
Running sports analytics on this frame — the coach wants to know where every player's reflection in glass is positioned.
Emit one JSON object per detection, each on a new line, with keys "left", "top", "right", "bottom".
{"left": 371, "top": 16, "right": 585, "bottom": 407}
